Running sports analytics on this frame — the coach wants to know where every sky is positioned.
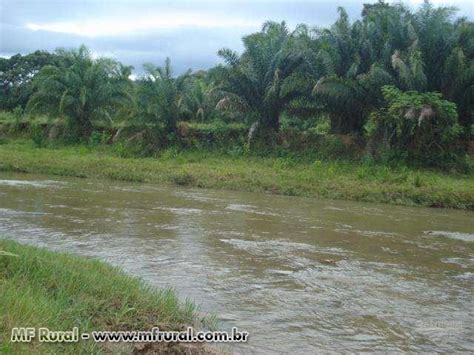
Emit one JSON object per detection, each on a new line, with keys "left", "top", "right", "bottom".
{"left": 1, "top": 0, "right": 472, "bottom": 75}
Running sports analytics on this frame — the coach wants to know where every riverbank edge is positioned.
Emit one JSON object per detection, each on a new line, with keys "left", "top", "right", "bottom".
{"left": 0, "top": 239, "right": 216, "bottom": 354}
{"left": 0, "top": 140, "right": 473, "bottom": 210}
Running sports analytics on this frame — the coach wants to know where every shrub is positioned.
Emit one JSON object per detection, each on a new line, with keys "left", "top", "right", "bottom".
{"left": 367, "top": 86, "right": 464, "bottom": 169}
{"left": 29, "top": 124, "right": 47, "bottom": 147}
{"left": 89, "top": 131, "right": 102, "bottom": 146}
{"left": 171, "top": 171, "right": 196, "bottom": 186}
{"left": 177, "top": 121, "right": 247, "bottom": 149}
{"left": 88, "top": 130, "right": 111, "bottom": 146}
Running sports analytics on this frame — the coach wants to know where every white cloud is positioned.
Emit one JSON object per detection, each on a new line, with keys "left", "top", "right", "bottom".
{"left": 26, "top": 12, "right": 260, "bottom": 37}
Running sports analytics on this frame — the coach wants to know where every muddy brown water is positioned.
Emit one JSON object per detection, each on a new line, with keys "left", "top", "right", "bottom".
{"left": 0, "top": 172, "right": 473, "bottom": 353}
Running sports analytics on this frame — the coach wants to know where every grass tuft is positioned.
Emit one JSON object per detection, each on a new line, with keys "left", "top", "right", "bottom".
{"left": 0, "top": 239, "right": 203, "bottom": 353}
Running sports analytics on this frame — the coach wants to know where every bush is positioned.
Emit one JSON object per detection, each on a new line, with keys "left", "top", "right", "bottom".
{"left": 276, "top": 128, "right": 363, "bottom": 160}
{"left": 29, "top": 124, "right": 47, "bottom": 147}
{"left": 367, "top": 86, "right": 464, "bottom": 170}
{"left": 171, "top": 171, "right": 196, "bottom": 185}
{"left": 89, "top": 130, "right": 111, "bottom": 146}
{"left": 177, "top": 121, "right": 247, "bottom": 149}
{"left": 112, "top": 140, "right": 152, "bottom": 158}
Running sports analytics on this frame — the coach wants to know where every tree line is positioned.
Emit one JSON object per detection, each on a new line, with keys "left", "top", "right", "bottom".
{"left": 0, "top": 1, "right": 472, "bottom": 169}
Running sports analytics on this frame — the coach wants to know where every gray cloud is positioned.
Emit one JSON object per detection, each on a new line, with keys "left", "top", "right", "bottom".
{"left": 1, "top": 0, "right": 472, "bottom": 74}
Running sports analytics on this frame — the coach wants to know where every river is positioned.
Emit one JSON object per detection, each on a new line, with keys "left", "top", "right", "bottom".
{"left": 0, "top": 172, "right": 472, "bottom": 353}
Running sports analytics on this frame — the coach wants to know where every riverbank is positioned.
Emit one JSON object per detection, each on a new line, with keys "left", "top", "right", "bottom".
{"left": 0, "top": 239, "right": 211, "bottom": 354}
{"left": 0, "top": 139, "right": 473, "bottom": 209}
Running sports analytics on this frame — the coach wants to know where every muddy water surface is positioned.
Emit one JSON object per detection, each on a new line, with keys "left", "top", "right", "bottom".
{"left": 0, "top": 172, "right": 473, "bottom": 353}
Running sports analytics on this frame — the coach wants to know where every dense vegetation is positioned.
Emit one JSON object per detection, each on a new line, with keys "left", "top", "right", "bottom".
{"left": 0, "top": 1, "right": 472, "bottom": 172}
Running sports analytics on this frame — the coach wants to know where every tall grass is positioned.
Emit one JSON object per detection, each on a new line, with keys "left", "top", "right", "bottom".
{"left": 0, "top": 239, "right": 202, "bottom": 353}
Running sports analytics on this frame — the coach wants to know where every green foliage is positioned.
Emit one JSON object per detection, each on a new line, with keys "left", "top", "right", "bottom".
{"left": 181, "top": 73, "right": 219, "bottom": 122}
{"left": 216, "top": 21, "right": 316, "bottom": 131}
{"left": 0, "top": 51, "right": 59, "bottom": 110}
{"left": 0, "top": 107, "right": 25, "bottom": 134}
{"left": 27, "top": 45, "right": 133, "bottom": 140}
{"left": 136, "top": 58, "right": 189, "bottom": 144}
{"left": 111, "top": 139, "right": 151, "bottom": 158}
{"left": 12, "top": 106, "right": 23, "bottom": 118}
{"left": 311, "top": 117, "right": 331, "bottom": 134}
{"left": 171, "top": 171, "right": 196, "bottom": 186}
{"left": 88, "top": 130, "right": 111, "bottom": 146}
{"left": 177, "top": 121, "right": 247, "bottom": 149}
{"left": 30, "top": 125, "right": 47, "bottom": 148}
{"left": 368, "top": 86, "right": 463, "bottom": 168}
{"left": 227, "top": 144, "right": 245, "bottom": 157}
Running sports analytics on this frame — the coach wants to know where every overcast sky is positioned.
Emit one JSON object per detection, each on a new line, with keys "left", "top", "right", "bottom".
{"left": 1, "top": 0, "right": 472, "bottom": 74}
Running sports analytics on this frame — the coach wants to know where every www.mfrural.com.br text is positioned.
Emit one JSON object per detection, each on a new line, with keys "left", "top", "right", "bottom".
{"left": 11, "top": 327, "right": 249, "bottom": 343}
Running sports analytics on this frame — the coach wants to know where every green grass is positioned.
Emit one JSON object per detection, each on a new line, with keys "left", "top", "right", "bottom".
{"left": 0, "top": 139, "right": 473, "bottom": 209}
{"left": 0, "top": 239, "right": 204, "bottom": 354}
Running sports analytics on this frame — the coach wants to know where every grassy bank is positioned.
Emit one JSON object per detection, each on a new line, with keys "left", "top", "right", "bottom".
{"left": 0, "top": 239, "right": 207, "bottom": 354}
{"left": 0, "top": 139, "right": 473, "bottom": 209}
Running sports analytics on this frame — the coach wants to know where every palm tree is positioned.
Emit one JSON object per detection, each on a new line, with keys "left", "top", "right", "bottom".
{"left": 313, "top": 65, "right": 395, "bottom": 134}
{"left": 413, "top": 3, "right": 474, "bottom": 137}
{"left": 311, "top": 7, "right": 396, "bottom": 133}
{"left": 311, "top": 4, "right": 432, "bottom": 134}
{"left": 136, "top": 58, "right": 189, "bottom": 139}
{"left": 442, "top": 41, "right": 474, "bottom": 137}
{"left": 27, "top": 45, "right": 132, "bottom": 139}
{"left": 216, "top": 21, "right": 313, "bottom": 132}
{"left": 182, "top": 76, "right": 217, "bottom": 122}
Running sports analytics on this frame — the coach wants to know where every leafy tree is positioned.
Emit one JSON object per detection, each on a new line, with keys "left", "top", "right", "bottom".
{"left": 0, "top": 51, "right": 58, "bottom": 110}
{"left": 27, "top": 45, "right": 132, "bottom": 139}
